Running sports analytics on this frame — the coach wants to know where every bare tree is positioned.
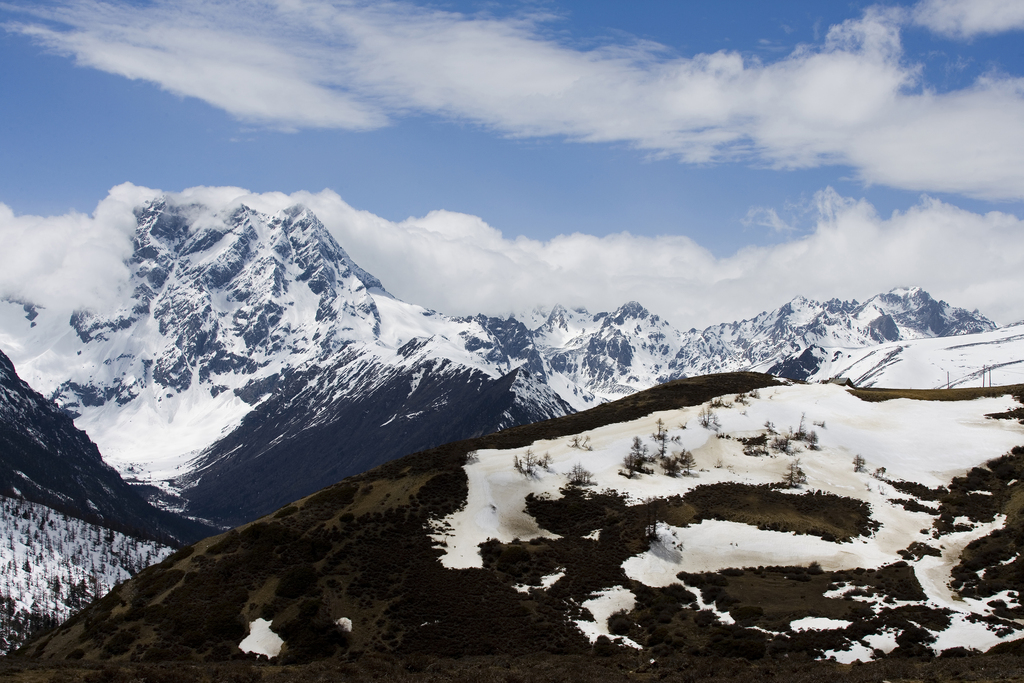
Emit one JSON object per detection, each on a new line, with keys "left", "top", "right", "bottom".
{"left": 513, "top": 449, "right": 543, "bottom": 477}
{"left": 784, "top": 458, "right": 807, "bottom": 488}
{"left": 569, "top": 434, "right": 593, "bottom": 451}
{"left": 650, "top": 418, "right": 669, "bottom": 459}
{"left": 698, "top": 406, "right": 721, "bottom": 431}
{"left": 567, "top": 462, "right": 595, "bottom": 487}
{"left": 642, "top": 497, "right": 660, "bottom": 541}
{"left": 769, "top": 434, "right": 794, "bottom": 455}
{"left": 622, "top": 437, "right": 650, "bottom": 478}
{"left": 795, "top": 413, "right": 808, "bottom": 441}
{"left": 853, "top": 454, "right": 866, "bottom": 473}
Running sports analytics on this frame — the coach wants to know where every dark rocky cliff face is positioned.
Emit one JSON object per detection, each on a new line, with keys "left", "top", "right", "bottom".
{"left": 182, "top": 360, "right": 572, "bottom": 528}
{"left": 0, "top": 349, "right": 211, "bottom": 544}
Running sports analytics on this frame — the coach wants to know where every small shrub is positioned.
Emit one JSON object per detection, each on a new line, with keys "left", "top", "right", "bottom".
{"left": 622, "top": 437, "right": 651, "bottom": 477}
{"left": 699, "top": 406, "right": 721, "bottom": 431}
{"left": 592, "top": 635, "right": 617, "bottom": 656}
{"left": 274, "top": 506, "right": 298, "bottom": 519}
{"left": 769, "top": 435, "right": 793, "bottom": 455}
{"left": 567, "top": 462, "right": 594, "bottom": 487}
{"left": 276, "top": 565, "right": 319, "bottom": 599}
{"left": 607, "top": 611, "right": 632, "bottom": 636}
{"left": 496, "top": 544, "right": 531, "bottom": 572}
{"left": 662, "top": 455, "right": 681, "bottom": 477}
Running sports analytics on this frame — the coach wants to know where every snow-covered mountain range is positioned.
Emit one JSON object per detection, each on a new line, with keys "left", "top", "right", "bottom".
{"left": 0, "top": 195, "right": 1013, "bottom": 526}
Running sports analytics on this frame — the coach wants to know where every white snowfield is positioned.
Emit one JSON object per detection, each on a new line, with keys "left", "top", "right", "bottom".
{"left": 810, "top": 323, "right": 1024, "bottom": 390}
{"left": 430, "top": 383, "right": 1024, "bottom": 659}
{"left": 238, "top": 618, "right": 283, "bottom": 658}
{"left": 574, "top": 586, "right": 642, "bottom": 649}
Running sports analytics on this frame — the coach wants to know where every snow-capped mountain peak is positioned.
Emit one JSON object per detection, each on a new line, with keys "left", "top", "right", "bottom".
{"left": 0, "top": 195, "right": 1009, "bottom": 528}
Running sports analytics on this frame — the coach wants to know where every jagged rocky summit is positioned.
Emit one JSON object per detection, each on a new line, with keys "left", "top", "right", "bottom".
{"left": 0, "top": 195, "right": 1004, "bottom": 528}
{"left": 1, "top": 199, "right": 578, "bottom": 527}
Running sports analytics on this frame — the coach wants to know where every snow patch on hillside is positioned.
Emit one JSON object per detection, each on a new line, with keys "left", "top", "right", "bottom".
{"left": 431, "top": 383, "right": 1024, "bottom": 656}
{"left": 238, "top": 618, "right": 284, "bottom": 658}
{"left": 574, "top": 586, "right": 641, "bottom": 649}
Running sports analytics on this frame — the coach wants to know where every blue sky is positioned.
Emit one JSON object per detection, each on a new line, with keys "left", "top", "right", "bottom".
{"left": 2, "top": 0, "right": 1024, "bottom": 327}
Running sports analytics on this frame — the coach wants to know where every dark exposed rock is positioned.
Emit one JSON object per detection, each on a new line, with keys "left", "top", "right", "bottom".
{"left": 0, "top": 349, "right": 211, "bottom": 545}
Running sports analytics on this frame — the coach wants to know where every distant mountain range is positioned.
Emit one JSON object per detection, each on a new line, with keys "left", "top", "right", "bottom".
{"left": 0, "top": 195, "right": 1013, "bottom": 527}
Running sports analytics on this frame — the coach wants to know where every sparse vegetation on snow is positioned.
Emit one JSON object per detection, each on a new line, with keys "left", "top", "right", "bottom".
{"left": 0, "top": 496, "right": 170, "bottom": 652}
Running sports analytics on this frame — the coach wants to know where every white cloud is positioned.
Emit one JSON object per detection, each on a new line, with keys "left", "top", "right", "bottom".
{"left": 743, "top": 206, "right": 796, "bottom": 234}
{"left": 5, "top": 1, "right": 1024, "bottom": 200}
{"left": 913, "top": 0, "right": 1024, "bottom": 39}
{"left": 0, "top": 183, "right": 159, "bottom": 313}
{"left": 4, "top": 184, "right": 1024, "bottom": 331}
{"left": 319, "top": 187, "right": 1024, "bottom": 329}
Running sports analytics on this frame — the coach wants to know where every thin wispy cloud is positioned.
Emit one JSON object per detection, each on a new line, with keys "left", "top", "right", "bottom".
{"left": 4, "top": 184, "right": 1024, "bottom": 331}
{"left": 912, "top": 0, "right": 1024, "bottom": 39}
{"left": 5, "top": 1, "right": 1024, "bottom": 201}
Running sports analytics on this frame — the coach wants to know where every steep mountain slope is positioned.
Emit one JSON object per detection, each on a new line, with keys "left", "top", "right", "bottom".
{"left": 0, "top": 495, "right": 170, "bottom": 653}
{"left": 185, "top": 363, "right": 569, "bottom": 527}
{"left": 22, "top": 373, "right": 1024, "bottom": 665}
{"left": 0, "top": 348, "right": 211, "bottom": 544}
{"left": 525, "top": 302, "right": 681, "bottom": 401}
{"left": 0, "top": 350, "right": 188, "bottom": 652}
